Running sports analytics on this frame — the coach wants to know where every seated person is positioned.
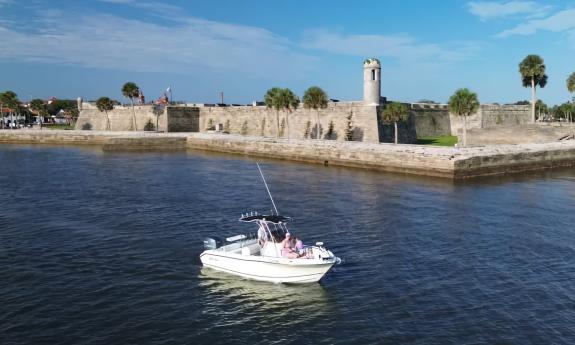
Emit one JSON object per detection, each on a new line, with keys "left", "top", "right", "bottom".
{"left": 280, "top": 232, "right": 298, "bottom": 259}
{"left": 294, "top": 235, "right": 312, "bottom": 258}
{"left": 295, "top": 236, "right": 304, "bottom": 255}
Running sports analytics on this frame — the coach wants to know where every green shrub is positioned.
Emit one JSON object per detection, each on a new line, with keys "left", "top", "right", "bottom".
{"left": 144, "top": 119, "right": 155, "bottom": 131}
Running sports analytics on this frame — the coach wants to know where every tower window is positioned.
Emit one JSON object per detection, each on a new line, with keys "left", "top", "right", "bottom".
{"left": 371, "top": 69, "right": 375, "bottom": 81}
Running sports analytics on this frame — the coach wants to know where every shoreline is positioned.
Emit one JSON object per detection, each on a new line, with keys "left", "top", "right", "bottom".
{"left": 1, "top": 129, "right": 574, "bottom": 179}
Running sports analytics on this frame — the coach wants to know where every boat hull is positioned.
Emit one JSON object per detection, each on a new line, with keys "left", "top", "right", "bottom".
{"left": 200, "top": 251, "right": 336, "bottom": 284}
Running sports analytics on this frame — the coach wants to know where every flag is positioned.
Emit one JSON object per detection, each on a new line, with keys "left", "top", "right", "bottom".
{"left": 166, "top": 86, "right": 171, "bottom": 93}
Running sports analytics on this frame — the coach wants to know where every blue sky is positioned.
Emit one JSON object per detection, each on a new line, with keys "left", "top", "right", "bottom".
{"left": 0, "top": 0, "right": 574, "bottom": 105}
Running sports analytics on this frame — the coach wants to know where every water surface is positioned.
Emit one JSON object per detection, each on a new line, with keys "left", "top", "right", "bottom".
{"left": 1, "top": 144, "right": 574, "bottom": 344}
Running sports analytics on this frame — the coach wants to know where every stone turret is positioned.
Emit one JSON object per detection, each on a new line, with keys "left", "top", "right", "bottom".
{"left": 363, "top": 58, "right": 381, "bottom": 105}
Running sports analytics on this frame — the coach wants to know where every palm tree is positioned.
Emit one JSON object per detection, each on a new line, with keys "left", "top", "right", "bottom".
{"left": 153, "top": 105, "right": 164, "bottom": 132}
{"left": 121, "top": 82, "right": 140, "bottom": 131}
{"left": 264, "top": 88, "right": 299, "bottom": 138}
{"left": 264, "top": 87, "right": 282, "bottom": 137}
{"left": 567, "top": 72, "right": 575, "bottom": 101}
{"left": 96, "top": 97, "right": 115, "bottom": 130}
{"left": 519, "top": 55, "right": 547, "bottom": 123}
{"left": 380, "top": 102, "right": 409, "bottom": 144}
{"left": 278, "top": 88, "right": 299, "bottom": 139}
{"left": 567, "top": 72, "right": 575, "bottom": 122}
{"left": 448, "top": 88, "right": 480, "bottom": 147}
{"left": 303, "top": 86, "right": 328, "bottom": 139}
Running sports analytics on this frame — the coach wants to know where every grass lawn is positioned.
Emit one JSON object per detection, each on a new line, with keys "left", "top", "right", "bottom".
{"left": 417, "top": 135, "right": 458, "bottom": 146}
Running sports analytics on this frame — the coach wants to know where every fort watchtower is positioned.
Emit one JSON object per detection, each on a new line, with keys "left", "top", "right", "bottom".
{"left": 363, "top": 58, "right": 381, "bottom": 106}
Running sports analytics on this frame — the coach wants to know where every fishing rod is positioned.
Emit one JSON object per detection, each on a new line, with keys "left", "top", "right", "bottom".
{"left": 257, "top": 163, "right": 278, "bottom": 215}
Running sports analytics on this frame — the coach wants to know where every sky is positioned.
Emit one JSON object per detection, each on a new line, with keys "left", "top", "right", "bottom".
{"left": 0, "top": 0, "right": 574, "bottom": 105}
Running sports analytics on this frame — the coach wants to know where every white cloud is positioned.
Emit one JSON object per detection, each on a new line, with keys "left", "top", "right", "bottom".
{"left": 301, "top": 30, "right": 480, "bottom": 63}
{"left": 0, "top": 11, "right": 316, "bottom": 80}
{"left": 97, "top": 0, "right": 186, "bottom": 20}
{"left": 467, "top": 1, "right": 551, "bottom": 21}
{"left": 497, "top": 8, "right": 575, "bottom": 37}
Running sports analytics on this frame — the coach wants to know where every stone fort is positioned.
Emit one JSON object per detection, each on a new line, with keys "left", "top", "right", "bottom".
{"left": 75, "top": 58, "right": 530, "bottom": 143}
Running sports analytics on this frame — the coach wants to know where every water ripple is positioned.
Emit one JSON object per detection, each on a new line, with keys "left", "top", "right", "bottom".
{"left": 1, "top": 145, "right": 575, "bottom": 344}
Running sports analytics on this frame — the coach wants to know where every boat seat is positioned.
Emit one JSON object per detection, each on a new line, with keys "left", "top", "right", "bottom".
{"left": 241, "top": 243, "right": 261, "bottom": 256}
{"left": 261, "top": 243, "right": 283, "bottom": 257}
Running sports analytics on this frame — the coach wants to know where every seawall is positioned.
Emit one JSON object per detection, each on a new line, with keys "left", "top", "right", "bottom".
{"left": 185, "top": 134, "right": 456, "bottom": 177}
{"left": 0, "top": 130, "right": 187, "bottom": 151}
{"left": 1, "top": 130, "right": 574, "bottom": 179}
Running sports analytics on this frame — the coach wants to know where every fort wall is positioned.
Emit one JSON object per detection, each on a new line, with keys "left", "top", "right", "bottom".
{"left": 409, "top": 103, "right": 530, "bottom": 138}
{"left": 75, "top": 104, "right": 168, "bottom": 132}
{"left": 198, "top": 102, "right": 380, "bottom": 143}
{"left": 75, "top": 102, "right": 530, "bottom": 144}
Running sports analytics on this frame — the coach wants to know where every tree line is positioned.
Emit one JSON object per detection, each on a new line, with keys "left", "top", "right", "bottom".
{"left": 0, "top": 91, "right": 79, "bottom": 128}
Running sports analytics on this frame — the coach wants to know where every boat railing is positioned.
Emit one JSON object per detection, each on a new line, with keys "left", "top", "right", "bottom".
{"left": 221, "top": 231, "right": 262, "bottom": 252}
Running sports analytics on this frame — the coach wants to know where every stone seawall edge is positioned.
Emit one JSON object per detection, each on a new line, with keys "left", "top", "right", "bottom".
{"left": 1, "top": 130, "right": 574, "bottom": 179}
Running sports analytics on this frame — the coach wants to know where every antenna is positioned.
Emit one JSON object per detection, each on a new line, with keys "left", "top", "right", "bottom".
{"left": 257, "top": 163, "right": 278, "bottom": 215}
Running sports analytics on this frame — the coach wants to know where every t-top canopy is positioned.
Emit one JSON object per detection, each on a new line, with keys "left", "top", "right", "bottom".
{"left": 239, "top": 214, "right": 291, "bottom": 224}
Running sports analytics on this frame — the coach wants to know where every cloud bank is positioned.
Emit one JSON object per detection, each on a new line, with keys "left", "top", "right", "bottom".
{"left": 301, "top": 30, "right": 479, "bottom": 63}
{"left": 0, "top": 10, "right": 315, "bottom": 80}
{"left": 467, "top": 1, "right": 551, "bottom": 21}
{"left": 497, "top": 8, "right": 575, "bottom": 37}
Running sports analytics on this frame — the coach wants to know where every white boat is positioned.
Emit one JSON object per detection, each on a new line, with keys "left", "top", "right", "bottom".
{"left": 200, "top": 213, "right": 340, "bottom": 283}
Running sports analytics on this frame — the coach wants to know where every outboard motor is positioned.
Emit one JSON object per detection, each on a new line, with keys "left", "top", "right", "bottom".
{"left": 203, "top": 237, "right": 223, "bottom": 250}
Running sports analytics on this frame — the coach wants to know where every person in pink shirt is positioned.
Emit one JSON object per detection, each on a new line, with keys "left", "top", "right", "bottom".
{"left": 295, "top": 236, "right": 304, "bottom": 255}
{"left": 280, "top": 232, "right": 298, "bottom": 259}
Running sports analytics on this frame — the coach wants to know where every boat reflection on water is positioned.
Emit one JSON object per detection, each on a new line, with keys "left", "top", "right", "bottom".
{"left": 199, "top": 267, "right": 334, "bottom": 322}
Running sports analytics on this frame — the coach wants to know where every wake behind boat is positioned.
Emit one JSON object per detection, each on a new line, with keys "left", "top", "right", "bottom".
{"left": 200, "top": 212, "right": 339, "bottom": 283}
{"left": 200, "top": 163, "right": 340, "bottom": 284}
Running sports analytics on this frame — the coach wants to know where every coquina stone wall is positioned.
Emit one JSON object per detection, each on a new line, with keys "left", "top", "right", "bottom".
{"left": 2, "top": 130, "right": 575, "bottom": 179}
{"left": 480, "top": 105, "right": 531, "bottom": 127}
{"left": 75, "top": 103, "right": 168, "bottom": 132}
{"left": 409, "top": 103, "right": 530, "bottom": 138}
{"left": 198, "top": 102, "right": 380, "bottom": 143}
{"left": 410, "top": 104, "right": 453, "bottom": 138}
{"left": 75, "top": 101, "right": 530, "bottom": 142}
{"left": 75, "top": 104, "right": 201, "bottom": 132}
